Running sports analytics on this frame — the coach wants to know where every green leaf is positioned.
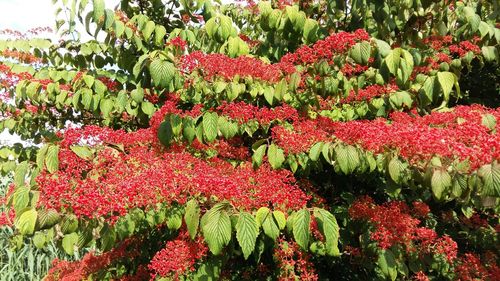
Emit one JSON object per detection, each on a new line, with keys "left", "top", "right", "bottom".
{"left": 261, "top": 211, "right": 280, "bottom": 241}
{"left": 273, "top": 210, "right": 286, "bottom": 230}
{"left": 142, "top": 20, "right": 155, "bottom": 41}
{"left": 100, "top": 98, "right": 114, "bottom": 117}
{"left": 166, "top": 206, "right": 183, "bottom": 230}
{"left": 236, "top": 212, "right": 258, "bottom": 259}
{"left": 37, "top": 209, "right": 60, "bottom": 229}
{"left": 205, "top": 17, "right": 217, "bottom": 38}
{"left": 182, "top": 117, "right": 196, "bottom": 144}
{"left": 388, "top": 157, "right": 405, "bottom": 184}
{"left": 14, "top": 161, "right": 29, "bottom": 187}
{"left": 185, "top": 199, "right": 200, "bottom": 239}
{"left": 70, "top": 146, "right": 94, "bottom": 160}
{"left": 350, "top": 42, "right": 371, "bottom": 65}
{"left": 100, "top": 224, "right": 116, "bottom": 251}
{"left": 202, "top": 112, "right": 219, "bottom": 142}
{"left": 12, "top": 187, "right": 30, "bottom": 213}
{"left": 158, "top": 118, "right": 173, "bottom": 147}
{"left": 313, "top": 208, "right": 340, "bottom": 256}
{"left": 437, "top": 72, "right": 456, "bottom": 102}
{"left": 15, "top": 209, "right": 37, "bottom": 235}
{"left": 36, "top": 145, "right": 49, "bottom": 168}
{"left": 293, "top": 209, "right": 310, "bottom": 250}
{"left": 268, "top": 143, "right": 285, "bottom": 169}
{"left": 478, "top": 162, "right": 500, "bottom": 197}
{"left": 252, "top": 144, "right": 267, "bottom": 168}
{"left": 334, "top": 145, "right": 360, "bottom": 174}
{"left": 482, "top": 46, "right": 499, "bottom": 62}
{"left": 33, "top": 232, "right": 46, "bottom": 249}
{"left": 169, "top": 115, "right": 181, "bottom": 137}
{"left": 309, "top": 142, "right": 324, "bottom": 162}
{"left": 154, "top": 25, "right": 166, "bottom": 46}
{"left": 141, "top": 101, "right": 155, "bottom": 116}
{"left": 384, "top": 48, "right": 402, "bottom": 75}
{"left": 431, "top": 169, "right": 452, "bottom": 200}
{"left": 303, "top": 18, "right": 318, "bottom": 43}
{"left": 61, "top": 215, "right": 79, "bottom": 234}
{"left": 77, "top": 227, "right": 94, "bottom": 248}
{"left": 201, "top": 203, "right": 232, "bottom": 255}
{"left": 45, "top": 145, "right": 59, "bottom": 173}
{"left": 62, "top": 232, "right": 79, "bottom": 255}
{"left": 217, "top": 15, "right": 233, "bottom": 41}
{"left": 149, "top": 59, "right": 175, "bottom": 88}
{"left": 255, "top": 207, "right": 270, "bottom": 228}
{"left": 481, "top": 114, "right": 496, "bottom": 131}
{"left": 131, "top": 87, "right": 144, "bottom": 102}
{"left": 92, "top": 0, "right": 105, "bottom": 22}
{"left": 83, "top": 75, "right": 94, "bottom": 88}
{"left": 376, "top": 39, "right": 391, "bottom": 57}
{"left": 377, "top": 249, "right": 397, "bottom": 281}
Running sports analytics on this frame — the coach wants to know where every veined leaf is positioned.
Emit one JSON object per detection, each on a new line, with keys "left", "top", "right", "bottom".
{"left": 70, "top": 145, "right": 94, "bottom": 160}
{"left": 185, "top": 199, "right": 200, "bottom": 239}
{"left": 236, "top": 212, "right": 258, "bottom": 259}
{"left": 431, "top": 169, "right": 452, "bottom": 200}
{"left": 478, "top": 162, "right": 500, "bottom": 197}
{"left": 142, "top": 20, "right": 155, "bottom": 41}
{"left": 268, "top": 143, "right": 285, "bottom": 169}
{"left": 252, "top": 144, "right": 267, "bottom": 168}
{"left": 377, "top": 249, "right": 397, "bottom": 281}
{"left": 309, "top": 142, "right": 324, "bottom": 162}
{"left": 313, "top": 208, "right": 340, "bottom": 256}
{"left": 437, "top": 72, "right": 456, "bottom": 102}
{"left": 293, "top": 209, "right": 310, "bottom": 250}
{"left": 92, "top": 0, "right": 105, "bottom": 22}
{"left": 201, "top": 203, "right": 232, "bottom": 255}
{"left": 62, "top": 232, "right": 79, "bottom": 255}
{"left": 166, "top": 205, "right": 183, "bottom": 231}
{"left": 202, "top": 112, "right": 219, "bottom": 142}
{"left": 45, "top": 145, "right": 60, "bottom": 173}
{"left": 15, "top": 209, "right": 37, "bottom": 235}
{"left": 149, "top": 59, "right": 175, "bottom": 88}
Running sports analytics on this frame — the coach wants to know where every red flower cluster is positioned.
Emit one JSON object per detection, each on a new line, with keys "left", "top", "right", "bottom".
{"left": 180, "top": 51, "right": 288, "bottom": 82}
{"left": 36, "top": 126, "right": 309, "bottom": 221}
{"left": 272, "top": 120, "right": 330, "bottom": 154}
{"left": 280, "top": 29, "right": 370, "bottom": 66}
{"left": 454, "top": 253, "right": 500, "bottom": 281}
{"left": 349, "top": 196, "right": 421, "bottom": 249}
{"left": 1, "top": 49, "right": 42, "bottom": 64}
{"left": 148, "top": 230, "right": 208, "bottom": 280}
{"left": 330, "top": 105, "right": 500, "bottom": 170}
{"left": 167, "top": 36, "right": 187, "bottom": 51}
{"left": 273, "top": 239, "right": 318, "bottom": 281}
{"left": 217, "top": 102, "right": 299, "bottom": 125}
{"left": 422, "top": 35, "right": 453, "bottom": 51}
{"left": 348, "top": 196, "right": 458, "bottom": 263}
{"left": 97, "top": 77, "right": 119, "bottom": 92}
{"left": 0, "top": 63, "right": 33, "bottom": 89}
{"left": 340, "top": 83, "right": 399, "bottom": 103}
{"left": 45, "top": 238, "right": 139, "bottom": 281}
{"left": 449, "top": 41, "right": 481, "bottom": 57}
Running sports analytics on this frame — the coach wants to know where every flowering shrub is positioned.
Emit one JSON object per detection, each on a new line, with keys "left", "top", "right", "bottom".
{"left": 0, "top": 0, "right": 499, "bottom": 280}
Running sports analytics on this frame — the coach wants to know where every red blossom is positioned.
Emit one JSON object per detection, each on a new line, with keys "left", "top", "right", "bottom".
{"left": 148, "top": 230, "right": 208, "bottom": 280}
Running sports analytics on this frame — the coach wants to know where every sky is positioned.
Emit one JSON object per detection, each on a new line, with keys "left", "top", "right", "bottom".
{"left": 0, "top": 0, "right": 119, "bottom": 32}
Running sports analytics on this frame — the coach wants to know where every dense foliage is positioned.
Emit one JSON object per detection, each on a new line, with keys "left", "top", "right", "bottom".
{"left": 0, "top": 0, "right": 499, "bottom": 280}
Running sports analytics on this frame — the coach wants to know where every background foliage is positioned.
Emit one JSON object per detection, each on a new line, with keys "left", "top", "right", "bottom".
{"left": 0, "top": 0, "right": 499, "bottom": 280}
